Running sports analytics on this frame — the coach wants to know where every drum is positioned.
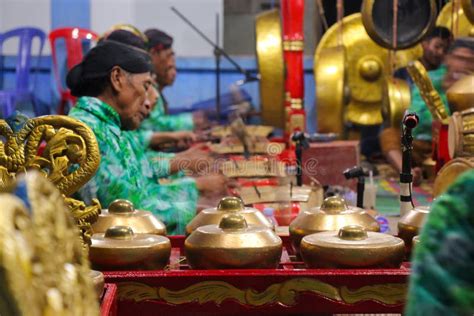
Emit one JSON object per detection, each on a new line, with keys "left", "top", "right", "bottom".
{"left": 433, "top": 157, "right": 474, "bottom": 196}
{"left": 448, "top": 108, "right": 474, "bottom": 158}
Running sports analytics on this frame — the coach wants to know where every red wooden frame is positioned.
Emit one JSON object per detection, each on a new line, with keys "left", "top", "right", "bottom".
{"left": 103, "top": 236, "right": 410, "bottom": 315}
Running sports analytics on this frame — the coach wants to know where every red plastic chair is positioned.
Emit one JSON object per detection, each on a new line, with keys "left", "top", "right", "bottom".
{"left": 49, "top": 27, "right": 98, "bottom": 114}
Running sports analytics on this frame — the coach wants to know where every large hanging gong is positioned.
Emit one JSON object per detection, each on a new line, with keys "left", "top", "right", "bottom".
{"left": 315, "top": 46, "right": 347, "bottom": 134}
{"left": 361, "top": 0, "right": 437, "bottom": 49}
{"left": 437, "top": 1, "right": 474, "bottom": 37}
{"left": 462, "top": 0, "right": 474, "bottom": 24}
{"left": 315, "top": 13, "right": 421, "bottom": 126}
{"left": 255, "top": 9, "right": 285, "bottom": 128}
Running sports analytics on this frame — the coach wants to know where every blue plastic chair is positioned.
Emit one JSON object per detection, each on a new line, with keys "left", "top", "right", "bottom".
{"left": 0, "top": 27, "right": 47, "bottom": 118}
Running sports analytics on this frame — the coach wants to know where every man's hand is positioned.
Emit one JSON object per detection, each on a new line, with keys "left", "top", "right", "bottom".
{"left": 170, "top": 143, "right": 215, "bottom": 174}
{"left": 193, "top": 111, "right": 212, "bottom": 131}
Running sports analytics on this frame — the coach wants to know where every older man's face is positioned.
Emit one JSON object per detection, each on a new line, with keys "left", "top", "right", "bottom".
{"left": 150, "top": 48, "right": 174, "bottom": 86}
{"left": 118, "top": 71, "right": 153, "bottom": 130}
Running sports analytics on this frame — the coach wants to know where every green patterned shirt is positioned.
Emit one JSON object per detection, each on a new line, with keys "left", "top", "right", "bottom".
{"left": 406, "top": 170, "right": 474, "bottom": 315}
{"left": 140, "top": 89, "right": 194, "bottom": 132}
{"left": 69, "top": 96, "right": 198, "bottom": 235}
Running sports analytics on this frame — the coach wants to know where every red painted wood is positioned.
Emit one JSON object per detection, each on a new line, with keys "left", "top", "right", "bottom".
{"left": 100, "top": 283, "right": 118, "bottom": 316}
{"left": 102, "top": 236, "right": 410, "bottom": 315}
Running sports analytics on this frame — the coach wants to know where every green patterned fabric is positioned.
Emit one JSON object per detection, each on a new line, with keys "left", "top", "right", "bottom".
{"left": 406, "top": 170, "right": 474, "bottom": 316}
{"left": 69, "top": 96, "right": 198, "bottom": 235}
{"left": 140, "top": 88, "right": 194, "bottom": 133}
{"left": 409, "top": 65, "right": 450, "bottom": 141}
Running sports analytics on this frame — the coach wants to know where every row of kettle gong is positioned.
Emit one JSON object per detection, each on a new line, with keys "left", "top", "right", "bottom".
{"left": 88, "top": 196, "right": 429, "bottom": 270}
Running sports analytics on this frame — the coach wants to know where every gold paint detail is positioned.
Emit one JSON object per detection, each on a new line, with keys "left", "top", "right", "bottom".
{"left": 0, "top": 115, "right": 102, "bottom": 245}
{"left": 117, "top": 279, "right": 407, "bottom": 306}
{"left": 289, "top": 98, "right": 303, "bottom": 109}
{"left": 340, "top": 283, "right": 407, "bottom": 305}
{"left": 283, "top": 40, "right": 304, "bottom": 51}
{"left": 0, "top": 172, "right": 99, "bottom": 315}
{"left": 407, "top": 61, "right": 449, "bottom": 121}
{"left": 256, "top": 9, "right": 285, "bottom": 128}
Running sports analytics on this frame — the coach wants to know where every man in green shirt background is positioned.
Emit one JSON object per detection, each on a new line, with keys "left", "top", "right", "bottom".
{"left": 67, "top": 40, "right": 228, "bottom": 235}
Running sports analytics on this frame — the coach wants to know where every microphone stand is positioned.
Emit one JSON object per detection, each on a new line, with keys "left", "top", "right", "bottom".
{"left": 400, "top": 115, "right": 416, "bottom": 217}
{"left": 171, "top": 7, "right": 259, "bottom": 120}
{"left": 292, "top": 132, "right": 310, "bottom": 186}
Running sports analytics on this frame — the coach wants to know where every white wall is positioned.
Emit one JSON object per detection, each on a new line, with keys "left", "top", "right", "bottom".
{"left": 0, "top": 0, "right": 51, "bottom": 54}
{"left": 91, "top": 0, "right": 223, "bottom": 57}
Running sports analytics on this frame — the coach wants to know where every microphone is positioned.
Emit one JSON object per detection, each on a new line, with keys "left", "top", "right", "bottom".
{"left": 403, "top": 112, "right": 419, "bottom": 129}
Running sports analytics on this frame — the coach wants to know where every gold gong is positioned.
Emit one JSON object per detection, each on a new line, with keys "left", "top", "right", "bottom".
{"left": 256, "top": 9, "right": 285, "bottom": 128}
{"left": 462, "top": 0, "right": 474, "bottom": 24}
{"left": 382, "top": 77, "right": 412, "bottom": 127}
{"left": 315, "top": 46, "right": 347, "bottom": 134}
{"left": 437, "top": 1, "right": 474, "bottom": 37}
{"left": 315, "top": 13, "right": 422, "bottom": 126}
{"left": 361, "top": 0, "right": 437, "bottom": 49}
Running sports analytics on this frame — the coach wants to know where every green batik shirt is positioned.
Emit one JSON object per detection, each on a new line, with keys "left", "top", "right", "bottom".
{"left": 406, "top": 170, "right": 474, "bottom": 316}
{"left": 141, "top": 88, "right": 194, "bottom": 132}
{"left": 69, "top": 97, "right": 198, "bottom": 235}
{"left": 409, "top": 65, "right": 450, "bottom": 141}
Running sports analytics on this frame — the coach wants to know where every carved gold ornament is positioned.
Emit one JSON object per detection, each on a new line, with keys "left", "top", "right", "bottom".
{"left": 407, "top": 61, "right": 450, "bottom": 122}
{"left": 116, "top": 278, "right": 407, "bottom": 307}
{"left": 0, "top": 115, "right": 101, "bottom": 245}
{"left": 0, "top": 172, "right": 99, "bottom": 316}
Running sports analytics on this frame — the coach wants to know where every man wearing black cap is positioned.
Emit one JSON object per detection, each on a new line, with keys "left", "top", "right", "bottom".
{"left": 67, "top": 40, "right": 228, "bottom": 234}
{"left": 143, "top": 28, "right": 209, "bottom": 133}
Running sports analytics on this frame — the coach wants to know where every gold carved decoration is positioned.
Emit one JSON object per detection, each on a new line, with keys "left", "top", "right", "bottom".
{"left": 256, "top": 9, "right": 285, "bottom": 128}
{"left": 407, "top": 61, "right": 450, "bottom": 122}
{"left": 0, "top": 115, "right": 101, "bottom": 245}
{"left": 0, "top": 172, "right": 99, "bottom": 315}
{"left": 116, "top": 278, "right": 407, "bottom": 306}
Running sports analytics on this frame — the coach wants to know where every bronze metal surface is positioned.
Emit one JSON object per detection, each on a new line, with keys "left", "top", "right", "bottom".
{"left": 186, "top": 197, "right": 273, "bottom": 235}
{"left": 90, "top": 270, "right": 105, "bottom": 299}
{"left": 447, "top": 75, "right": 474, "bottom": 112}
{"left": 412, "top": 235, "right": 420, "bottom": 248}
{"left": 433, "top": 157, "right": 474, "bottom": 196}
{"left": 437, "top": 1, "right": 474, "bottom": 37}
{"left": 449, "top": 107, "right": 474, "bottom": 158}
{"left": 315, "top": 13, "right": 422, "bottom": 126}
{"left": 462, "top": 0, "right": 474, "bottom": 24}
{"left": 92, "top": 199, "right": 166, "bottom": 235}
{"left": 289, "top": 196, "right": 380, "bottom": 255}
{"left": 361, "top": 0, "right": 437, "bottom": 49}
{"left": 256, "top": 9, "right": 285, "bottom": 128}
{"left": 89, "top": 226, "right": 171, "bottom": 271}
{"left": 301, "top": 225, "right": 405, "bottom": 268}
{"left": 315, "top": 46, "right": 347, "bottom": 134}
{"left": 221, "top": 159, "right": 286, "bottom": 178}
{"left": 397, "top": 206, "right": 430, "bottom": 248}
{"left": 383, "top": 77, "right": 412, "bottom": 127}
{"left": 211, "top": 125, "right": 274, "bottom": 138}
{"left": 185, "top": 214, "right": 282, "bottom": 269}
{"left": 238, "top": 184, "right": 323, "bottom": 212}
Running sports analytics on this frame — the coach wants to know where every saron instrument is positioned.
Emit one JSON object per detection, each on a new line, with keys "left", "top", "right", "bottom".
{"left": 301, "top": 225, "right": 405, "bottom": 268}
{"left": 185, "top": 213, "right": 282, "bottom": 269}
{"left": 289, "top": 195, "right": 380, "bottom": 255}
